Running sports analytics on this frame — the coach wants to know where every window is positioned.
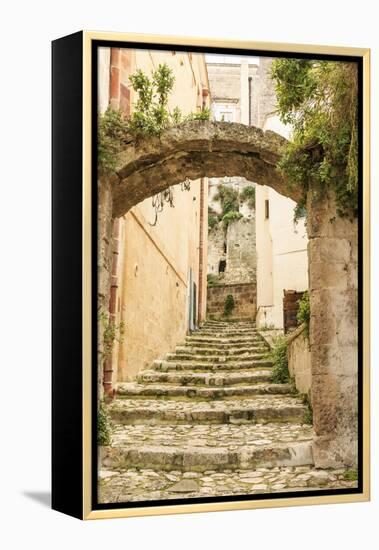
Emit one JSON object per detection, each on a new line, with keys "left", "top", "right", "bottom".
{"left": 265, "top": 199, "right": 270, "bottom": 219}
{"left": 219, "top": 260, "right": 226, "bottom": 273}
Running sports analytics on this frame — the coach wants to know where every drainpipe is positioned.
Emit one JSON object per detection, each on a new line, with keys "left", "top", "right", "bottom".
{"left": 102, "top": 49, "right": 132, "bottom": 398}
{"left": 103, "top": 218, "right": 120, "bottom": 398}
{"left": 198, "top": 178, "right": 205, "bottom": 324}
{"left": 248, "top": 76, "right": 252, "bottom": 125}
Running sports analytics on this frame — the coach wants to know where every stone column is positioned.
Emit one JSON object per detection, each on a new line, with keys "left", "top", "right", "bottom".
{"left": 307, "top": 189, "right": 358, "bottom": 468}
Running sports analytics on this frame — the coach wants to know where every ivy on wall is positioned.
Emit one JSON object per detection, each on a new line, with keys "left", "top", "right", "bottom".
{"left": 271, "top": 59, "right": 358, "bottom": 218}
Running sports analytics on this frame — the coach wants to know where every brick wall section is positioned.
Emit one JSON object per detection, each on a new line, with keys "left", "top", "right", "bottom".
{"left": 207, "top": 283, "right": 256, "bottom": 319}
{"left": 283, "top": 290, "right": 305, "bottom": 333}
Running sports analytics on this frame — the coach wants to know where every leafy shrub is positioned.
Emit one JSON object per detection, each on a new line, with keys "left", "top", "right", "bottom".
{"left": 224, "top": 294, "right": 235, "bottom": 316}
{"left": 240, "top": 185, "right": 256, "bottom": 209}
{"left": 269, "top": 336, "right": 290, "bottom": 384}
{"left": 98, "top": 64, "right": 210, "bottom": 175}
{"left": 97, "top": 401, "right": 113, "bottom": 446}
{"left": 214, "top": 185, "right": 240, "bottom": 217}
{"left": 297, "top": 291, "right": 310, "bottom": 336}
{"left": 222, "top": 210, "right": 243, "bottom": 230}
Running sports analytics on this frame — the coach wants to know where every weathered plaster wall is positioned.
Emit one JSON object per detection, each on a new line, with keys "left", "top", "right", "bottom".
{"left": 114, "top": 209, "right": 190, "bottom": 380}
{"left": 207, "top": 282, "right": 256, "bottom": 319}
{"left": 256, "top": 184, "right": 308, "bottom": 329}
{"left": 287, "top": 325, "right": 312, "bottom": 400}
{"left": 255, "top": 100, "right": 308, "bottom": 330}
{"left": 98, "top": 48, "right": 209, "bottom": 384}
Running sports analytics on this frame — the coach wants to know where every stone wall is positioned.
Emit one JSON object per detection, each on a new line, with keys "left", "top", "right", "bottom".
{"left": 208, "top": 177, "right": 257, "bottom": 285}
{"left": 224, "top": 214, "right": 256, "bottom": 283}
{"left": 207, "top": 282, "right": 256, "bottom": 320}
{"left": 308, "top": 190, "right": 358, "bottom": 468}
{"left": 287, "top": 325, "right": 312, "bottom": 400}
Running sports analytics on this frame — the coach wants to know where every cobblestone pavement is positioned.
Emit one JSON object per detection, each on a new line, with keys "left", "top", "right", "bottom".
{"left": 98, "top": 465, "right": 358, "bottom": 503}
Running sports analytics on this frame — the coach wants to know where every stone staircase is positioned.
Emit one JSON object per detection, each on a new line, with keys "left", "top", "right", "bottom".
{"left": 99, "top": 320, "right": 355, "bottom": 502}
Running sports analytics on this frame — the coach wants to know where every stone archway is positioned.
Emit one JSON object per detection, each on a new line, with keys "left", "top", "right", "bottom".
{"left": 98, "top": 120, "right": 358, "bottom": 469}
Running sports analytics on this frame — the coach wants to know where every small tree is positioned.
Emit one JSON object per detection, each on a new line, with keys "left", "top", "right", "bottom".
{"left": 224, "top": 294, "right": 235, "bottom": 317}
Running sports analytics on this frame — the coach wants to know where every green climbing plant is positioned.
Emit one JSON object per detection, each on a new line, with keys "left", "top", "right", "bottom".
{"left": 297, "top": 291, "right": 310, "bottom": 337}
{"left": 240, "top": 185, "right": 256, "bottom": 209}
{"left": 271, "top": 59, "right": 358, "bottom": 218}
{"left": 98, "top": 107, "right": 130, "bottom": 175}
{"left": 97, "top": 400, "right": 113, "bottom": 446}
{"left": 98, "top": 308, "right": 125, "bottom": 358}
{"left": 300, "top": 393, "right": 313, "bottom": 424}
{"left": 208, "top": 206, "right": 219, "bottom": 230}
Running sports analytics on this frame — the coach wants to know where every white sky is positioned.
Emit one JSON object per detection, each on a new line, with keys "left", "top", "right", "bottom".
{"left": 205, "top": 54, "right": 260, "bottom": 65}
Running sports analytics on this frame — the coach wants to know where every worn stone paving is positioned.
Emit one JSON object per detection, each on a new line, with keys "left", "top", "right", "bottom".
{"left": 99, "top": 465, "right": 358, "bottom": 503}
{"left": 108, "top": 395, "right": 307, "bottom": 425}
{"left": 110, "top": 423, "right": 313, "bottom": 447}
{"left": 99, "top": 320, "right": 357, "bottom": 503}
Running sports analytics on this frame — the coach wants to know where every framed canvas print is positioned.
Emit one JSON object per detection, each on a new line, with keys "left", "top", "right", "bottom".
{"left": 52, "top": 31, "right": 370, "bottom": 520}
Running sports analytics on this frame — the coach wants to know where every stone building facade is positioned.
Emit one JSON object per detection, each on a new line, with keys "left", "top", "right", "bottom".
{"left": 208, "top": 178, "right": 257, "bottom": 285}
{"left": 206, "top": 58, "right": 258, "bottom": 315}
{"left": 98, "top": 48, "right": 209, "bottom": 388}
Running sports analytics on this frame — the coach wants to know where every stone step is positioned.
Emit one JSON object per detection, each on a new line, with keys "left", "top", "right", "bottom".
{"left": 136, "top": 369, "right": 274, "bottom": 386}
{"left": 186, "top": 332, "right": 263, "bottom": 342}
{"left": 186, "top": 336, "right": 266, "bottom": 349}
{"left": 117, "top": 382, "right": 291, "bottom": 399}
{"left": 108, "top": 396, "right": 308, "bottom": 425}
{"left": 196, "top": 330, "right": 259, "bottom": 337}
{"left": 117, "top": 382, "right": 292, "bottom": 399}
{"left": 152, "top": 359, "right": 273, "bottom": 372}
{"left": 203, "top": 320, "right": 256, "bottom": 325}
{"left": 166, "top": 352, "right": 267, "bottom": 363}
{"left": 182, "top": 339, "right": 266, "bottom": 350}
{"left": 103, "top": 440, "right": 313, "bottom": 472}
{"left": 177, "top": 345, "right": 268, "bottom": 356}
